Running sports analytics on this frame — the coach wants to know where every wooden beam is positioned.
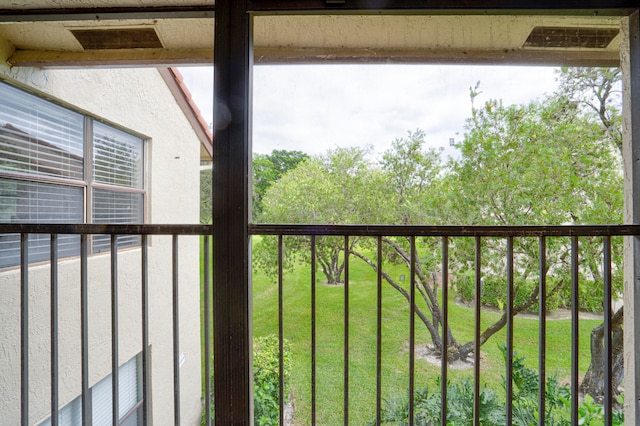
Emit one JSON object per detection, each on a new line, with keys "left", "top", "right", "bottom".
{"left": 0, "top": 5, "right": 214, "bottom": 22}
{"left": 622, "top": 9, "right": 640, "bottom": 425}
{"left": 7, "top": 48, "right": 213, "bottom": 68}
{"left": 255, "top": 46, "right": 620, "bottom": 66}
{"left": 9, "top": 46, "right": 620, "bottom": 68}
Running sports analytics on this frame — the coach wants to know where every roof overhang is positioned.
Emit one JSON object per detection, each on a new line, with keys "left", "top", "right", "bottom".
{"left": 0, "top": 2, "right": 632, "bottom": 68}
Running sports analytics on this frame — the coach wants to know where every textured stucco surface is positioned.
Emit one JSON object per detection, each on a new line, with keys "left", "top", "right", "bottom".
{"left": 0, "top": 62, "right": 202, "bottom": 424}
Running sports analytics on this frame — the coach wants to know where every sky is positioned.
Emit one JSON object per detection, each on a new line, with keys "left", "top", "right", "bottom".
{"left": 178, "top": 64, "right": 560, "bottom": 159}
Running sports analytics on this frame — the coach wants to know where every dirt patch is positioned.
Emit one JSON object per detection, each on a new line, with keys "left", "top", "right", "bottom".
{"left": 403, "top": 342, "right": 480, "bottom": 370}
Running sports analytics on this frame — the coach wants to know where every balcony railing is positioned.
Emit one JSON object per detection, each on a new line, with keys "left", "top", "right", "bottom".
{"left": 2, "top": 223, "right": 636, "bottom": 425}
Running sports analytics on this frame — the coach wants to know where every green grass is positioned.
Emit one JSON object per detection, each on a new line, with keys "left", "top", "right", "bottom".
{"left": 201, "top": 237, "right": 601, "bottom": 425}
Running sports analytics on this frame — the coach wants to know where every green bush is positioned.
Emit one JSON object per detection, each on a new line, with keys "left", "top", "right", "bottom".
{"left": 201, "top": 334, "right": 291, "bottom": 426}
{"left": 253, "top": 335, "right": 292, "bottom": 426}
{"left": 456, "top": 273, "right": 570, "bottom": 313}
{"left": 372, "top": 344, "right": 623, "bottom": 425}
{"left": 370, "top": 380, "right": 505, "bottom": 426}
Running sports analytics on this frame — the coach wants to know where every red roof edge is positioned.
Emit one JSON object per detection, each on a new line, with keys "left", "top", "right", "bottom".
{"left": 158, "top": 67, "right": 213, "bottom": 160}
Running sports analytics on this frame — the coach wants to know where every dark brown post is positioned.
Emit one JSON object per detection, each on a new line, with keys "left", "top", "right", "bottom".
{"left": 213, "top": 0, "right": 254, "bottom": 424}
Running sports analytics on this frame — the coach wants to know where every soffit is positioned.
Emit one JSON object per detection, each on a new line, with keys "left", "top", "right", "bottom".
{"left": 0, "top": 6, "right": 623, "bottom": 67}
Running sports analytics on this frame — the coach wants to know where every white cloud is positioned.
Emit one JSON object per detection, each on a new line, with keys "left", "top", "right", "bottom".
{"left": 178, "top": 64, "right": 559, "bottom": 158}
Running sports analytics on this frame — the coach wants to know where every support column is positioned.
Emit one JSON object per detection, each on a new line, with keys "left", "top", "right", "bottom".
{"left": 622, "top": 10, "right": 640, "bottom": 424}
{"left": 213, "top": 1, "right": 253, "bottom": 424}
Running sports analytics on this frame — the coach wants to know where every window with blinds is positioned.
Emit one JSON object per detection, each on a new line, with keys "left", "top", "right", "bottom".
{"left": 39, "top": 353, "right": 143, "bottom": 426}
{"left": 0, "top": 80, "right": 145, "bottom": 268}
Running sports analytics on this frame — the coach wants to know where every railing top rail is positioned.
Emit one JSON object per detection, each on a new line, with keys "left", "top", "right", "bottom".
{"left": 0, "top": 223, "right": 213, "bottom": 235}
{"left": 250, "top": 223, "right": 640, "bottom": 237}
{"left": 2, "top": 223, "right": 640, "bottom": 237}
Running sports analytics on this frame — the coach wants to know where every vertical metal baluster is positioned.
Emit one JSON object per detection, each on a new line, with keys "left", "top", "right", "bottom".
{"left": 441, "top": 237, "right": 449, "bottom": 426}
{"left": 141, "top": 234, "right": 150, "bottom": 424}
{"left": 81, "top": 234, "right": 90, "bottom": 425}
{"left": 376, "top": 236, "right": 383, "bottom": 426}
{"left": 571, "top": 236, "right": 579, "bottom": 425}
{"left": 603, "top": 236, "right": 612, "bottom": 426}
{"left": 173, "top": 235, "right": 181, "bottom": 425}
{"left": 311, "top": 236, "right": 317, "bottom": 426}
{"left": 111, "top": 235, "right": 119, "bottom": 426}
{"left": 506, "top": 236, "right": 514, "bottom": 426}
{"left": 343, "top": 235, "right": 349, "bottom": 426}
{"left": 473, "top": 236, "right": 481, "bottom": 426}
{"left": 409, "top": 236, "right": 416, "bottom": 425}
{"left": 204, "top": 235, "right": 212, "bottom": 426}
{"left": 21, "top": 233, "right": 29, "bottom": 426}
{"left": 538, "top": 237, "right": 547, "bottom": 426}
{"left": 278, "top": 235, "right": 284, "bottom": 426}
{"left": 51, "top": 234, "right": 59, "bottom": 426}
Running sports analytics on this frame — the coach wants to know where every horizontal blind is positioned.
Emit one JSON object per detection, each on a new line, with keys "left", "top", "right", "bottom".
{"left": 0, "top": 83, "right": 84, "bottom": 181}
{"left": 93, "top": 122, "right": 143, "bottom": 189}
{"left": 38, "top": 394, "right": 81, "bottom": 426}
{"left": 91, "top": 353, "right": 142, "bottom": 426}
{"left": 92, "top": 188, "right": 143, "bottom": 253}
{"left": 0, "top": 178, "right": 82, "bottom": 268}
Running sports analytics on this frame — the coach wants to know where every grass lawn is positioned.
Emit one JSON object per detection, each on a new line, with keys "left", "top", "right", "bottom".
{"left": 249, "top": 237, "right": 600, "bottom": 425}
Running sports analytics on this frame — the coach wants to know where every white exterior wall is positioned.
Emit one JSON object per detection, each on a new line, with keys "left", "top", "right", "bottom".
{"left": 0, "top": 65, "right": 202, "bottom": 425}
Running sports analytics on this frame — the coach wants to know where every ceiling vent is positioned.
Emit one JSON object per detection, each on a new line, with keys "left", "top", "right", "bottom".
{"left": 524, "top": 26, "right": 619, "bottom": 49}
{"left": 71, "top": 28, "right": 163, "bottom": 50}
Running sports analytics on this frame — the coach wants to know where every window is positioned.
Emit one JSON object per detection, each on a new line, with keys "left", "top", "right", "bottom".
{"left": 0, "top": 81, "right": 145, "bottom": 268}
{"left": 39, "top": 353, "right": 143, "bottom": 426}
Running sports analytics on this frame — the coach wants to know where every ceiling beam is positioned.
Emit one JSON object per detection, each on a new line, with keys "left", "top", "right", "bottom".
{"left": 248, "top": 0, "right": 638, "bottom": 15}
{"left": 10, "top": 45, "right": 619, "bottom": 68}
{"left": 0, "top": 6, "right": 214, "bottom": 23}
{"left": 255, "top": 46, "right": 620, "bottom": 66}
{"left": 7, "top": 48, "right": 214, "bottom": 68}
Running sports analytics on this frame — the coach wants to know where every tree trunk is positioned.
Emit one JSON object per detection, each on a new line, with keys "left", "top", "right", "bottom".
{"left": 579, "top": 306, "right": 624, "bottom": 404}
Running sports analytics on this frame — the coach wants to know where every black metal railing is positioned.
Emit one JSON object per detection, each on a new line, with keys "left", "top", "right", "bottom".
{"left": 249, "top": 224, "right": 634, "bottom": 426}
{"left": 2, "top": 223, "right": 636, "bottom": 425}
{"left": 1, "top": 223, "right": 211, "bottom": 426}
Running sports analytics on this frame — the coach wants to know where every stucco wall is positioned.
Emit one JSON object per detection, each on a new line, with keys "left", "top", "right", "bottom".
{"left": 0, "top": 64, "right": 202, "bottom": 425}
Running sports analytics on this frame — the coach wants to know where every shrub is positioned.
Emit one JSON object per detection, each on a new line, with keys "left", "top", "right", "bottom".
{"left": 253, "top": 335, "right": 292, "bottom": 426}
{"left": 456, "top": 273, "right": 568, "bottom": 313}
{"left": 201, "top": 334, "right": 291, "bottom": 426}
{"left": 372, "top": 345, "right": 623, "bottom": 425}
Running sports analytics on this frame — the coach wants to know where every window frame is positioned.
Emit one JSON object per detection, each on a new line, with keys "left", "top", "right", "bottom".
{"left": 0, "top": 79, "right": 148, "bottom": 268}
{"left": 38, "top": 353, "right": 144, "bottom": 426}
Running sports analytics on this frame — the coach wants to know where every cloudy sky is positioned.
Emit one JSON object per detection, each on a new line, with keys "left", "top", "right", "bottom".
{"left": 178, "top": 64, "right": 559, "bottom": 158}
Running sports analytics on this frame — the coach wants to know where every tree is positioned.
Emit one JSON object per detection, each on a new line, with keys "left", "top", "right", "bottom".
{"left": 253, "top": 149, "right": 309, "bottom": 221}
{"left": 200, "top": 167, "right": 212, "bottom": 223}
{"left": 556, "top": 67, "right": 625, "bottom": 403}
{"left": 200, "top": 149, "right": 308, "bottom": 224}
{"left": 255, "top": 69, "right": 624, "bottom": 382}
{"left": 257, "top": 146, "right": 388, "bottom": 284}
{"left": 439, "top": 85, "right": 623, "bottom": 362}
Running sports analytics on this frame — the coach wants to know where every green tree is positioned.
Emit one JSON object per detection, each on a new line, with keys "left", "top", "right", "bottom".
{"left": 556, "top": 67, "right": 624, "bottom": 403}
{"left": 257, "top": 146, "right": 388, "bottom": 284}
{"left": 200, "top": 167, "right": 213, "bottom": 223}
{"left": 255, "top": 69, "right": 624, "bottom": 377}
{"left": 253, "top": 149, "right": 309, "bottom": 221}
{"left": 444, "top": 80, "right": 621, "bottom": 355}
{"left": 200, "top": 149, "right": 308, "bottom": 224}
